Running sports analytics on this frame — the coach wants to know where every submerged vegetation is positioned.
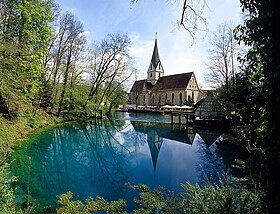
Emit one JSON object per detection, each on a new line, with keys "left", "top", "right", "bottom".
{"left": 0, "top": 0, "right": 279, "bottom": 213}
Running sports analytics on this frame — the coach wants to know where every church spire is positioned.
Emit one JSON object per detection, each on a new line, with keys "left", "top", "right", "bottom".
{"left": 147, "top": 33, "right": 164, "bottom": 85}
{"left": 151, "top": 33, "right": 160, "bottom": 69}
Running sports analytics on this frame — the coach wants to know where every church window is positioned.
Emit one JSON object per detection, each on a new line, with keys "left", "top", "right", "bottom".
{"left": 192, "top": 91, "right": 194, "bottom": 100}
{"left": 159, "top": 73, "right": 161, "bottom": 77}
{"left": 150, "top": 73, "right": 152, "bottom": 77}
{"left": 179, "top": 93, "right": 183, "bottom": 106}
{"left": 143, "top": 95, "right": 145, "bottom": 105}
{"left": 165, "top": 93, "right": 167, "bottom": 100}
{"left": 172, "top": 93, "right": 174, "bottom": 105}
{"left": 153, "top": 95, "right": 155, "bottom": 105}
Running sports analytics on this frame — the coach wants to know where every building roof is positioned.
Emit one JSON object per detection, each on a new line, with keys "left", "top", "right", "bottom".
{"left": 154, "top": 72, "right": 193, "bottom": 90}
{"left": 130, "top": 79, "right": 152, "bottom": 92}
{"left": 130, "top": 72, "right": 194, "bottom": 92}
{"left": 194, "top": 92, "right": 227, "bottom": 112}
{"left": 151, "top": 38, "right": 160, "bottom": 68}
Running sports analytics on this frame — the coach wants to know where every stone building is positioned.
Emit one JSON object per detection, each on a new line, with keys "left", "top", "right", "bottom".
{"left": 129, "top": 37, "right": 202, "bottom": 107}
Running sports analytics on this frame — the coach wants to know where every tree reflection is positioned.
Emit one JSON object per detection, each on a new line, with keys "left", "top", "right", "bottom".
{"left": 11, "top": 121, "right": 133, "bottom": 207}
{"left": 11, "top": 119, "right": 243, "bottom": 210}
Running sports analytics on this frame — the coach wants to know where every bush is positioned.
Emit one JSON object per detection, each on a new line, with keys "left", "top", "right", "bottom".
{"left": 180, "top": 182, "right": 264, "bottom": 214}
{"left": 57, "top": 192, "right": 126, "bottom": 214}
{"left": 0, "top": 160, "right": 19, "bottom": 214}
{"left": 57, "top": 180, "right": 265, "bottom": 214}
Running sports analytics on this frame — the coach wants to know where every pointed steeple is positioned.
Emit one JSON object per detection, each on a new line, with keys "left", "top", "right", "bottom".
{"left": 151, "top": 34, "right": 160, "bottom": 69}
{"left": 147, "top": 33, "right": 164, "bottom": 85}
{"left": 147, "top": 130, "right": 163, "bottom": 176}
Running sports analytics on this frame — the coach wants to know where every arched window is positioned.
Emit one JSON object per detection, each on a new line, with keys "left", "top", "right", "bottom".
{"left": 179, "top": 93, "right": 183, "bottom": 106}
{"left": 172, "top": 93, "right": 174, "bottom": 105}
{"left": 153, "top": 95, "right": 155, "bottom": 105}
{"left": 143, "top": 95, "right": 145, "bottom": 105}
{"left": 192, "top": 91, "right": 194, "bottom": 100}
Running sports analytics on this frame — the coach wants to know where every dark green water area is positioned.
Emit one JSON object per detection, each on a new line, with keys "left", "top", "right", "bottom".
{"left": 10, "top": 112, "right": 244, "bottom": 211}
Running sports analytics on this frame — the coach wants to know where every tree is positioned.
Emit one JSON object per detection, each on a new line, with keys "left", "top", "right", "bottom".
{"left": 235, "top": 0, "right": 280, "bottom": 212}
{"left": 205, "top": 23, "right": 238, "bottom": 105}
{"left": 0, "top": 0, "right": 53, "bottom": 118}
{"left": 102, "top": 82, "right": 128, "bottom": 116}
{"left": 57, "top": 12, "right": 86, "bottom": 116}
{"left": 39, "top": 11, "right": 87, "bottom": 117}
{"left": 86, "top": 33, "right": 133, "bottom": 115}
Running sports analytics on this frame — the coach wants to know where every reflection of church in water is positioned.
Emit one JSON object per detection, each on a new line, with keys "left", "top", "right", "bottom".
{"left": 131, "top": 121, "right": 223, "bottom": 173}
{"left": 147, "top": 129, "right": 163, "bottom": 172}
{"left": 131, "top": 121, "right": 196, "bottom": 172}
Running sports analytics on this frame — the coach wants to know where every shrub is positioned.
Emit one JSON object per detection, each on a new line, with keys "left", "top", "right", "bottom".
{"left": 57, "top": 180, "right": 265, "bottom": 214}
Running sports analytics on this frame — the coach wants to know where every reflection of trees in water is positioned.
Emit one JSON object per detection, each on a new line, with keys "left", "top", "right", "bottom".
{"left": 79, "top": 123, "right": 130, "bottom": 196}
{"left": 11, "top": 121, "right": 133, "bottom": 207}
{"left": 11, "top": 119, "right": 243, "bottom": 209}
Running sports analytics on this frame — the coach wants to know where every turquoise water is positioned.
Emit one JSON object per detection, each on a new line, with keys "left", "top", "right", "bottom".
{"left": 11, "top": 112, "right": 237, "bottom": 211}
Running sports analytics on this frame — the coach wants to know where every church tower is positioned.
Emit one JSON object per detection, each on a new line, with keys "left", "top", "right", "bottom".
{"left": 147, "top": 34, "right": 164, "bottom": 85}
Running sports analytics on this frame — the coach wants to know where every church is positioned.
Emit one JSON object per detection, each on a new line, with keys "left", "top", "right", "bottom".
{"left": 129, "top": 37, "right": 202, "bottom": 108}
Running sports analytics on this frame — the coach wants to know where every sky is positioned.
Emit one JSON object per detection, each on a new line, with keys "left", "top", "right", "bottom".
{"left": 55, "top": 0, "right": 243, "bottom": 89}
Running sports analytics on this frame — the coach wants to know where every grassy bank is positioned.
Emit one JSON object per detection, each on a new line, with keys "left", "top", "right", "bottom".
{"left": 0, "top": 112, "right": 62, "bottom": 151}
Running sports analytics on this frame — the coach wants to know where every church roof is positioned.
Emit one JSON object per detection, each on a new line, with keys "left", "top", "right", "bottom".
{"left": 151, "top": 38, "right": 160, "bottom": 68}
{"left": 130, "top": 79, "right": 152, "bottom": 92}
{"left": 130, "top": 72, "right": 194, "bottom": 92}
{"left": 154, "top": 72, "right": 193, "bottom": 90}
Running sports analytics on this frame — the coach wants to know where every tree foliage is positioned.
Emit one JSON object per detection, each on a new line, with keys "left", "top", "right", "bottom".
{"left": 0, "top": 160, "right": 18, "bottom": 214}
{"left": 0, "top": 0, "right": 53, "bottom": 118}
{"left": 57, "top": 191, "right": 126, "bottom": 214}
{"left": 38, "top": 13, "right": 131, "bottom": 118}
{"left": 235, "top": 0, "right": 280, "bottom": 212}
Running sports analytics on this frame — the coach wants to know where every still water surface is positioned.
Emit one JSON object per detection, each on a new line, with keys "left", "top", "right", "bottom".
{"left": 11, "top": 112, "right": 237, "bottom": 210}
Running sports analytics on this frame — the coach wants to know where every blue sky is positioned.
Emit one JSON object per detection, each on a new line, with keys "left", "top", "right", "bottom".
{"left": 55, "top": 0, "right": 243, "bottom": 88}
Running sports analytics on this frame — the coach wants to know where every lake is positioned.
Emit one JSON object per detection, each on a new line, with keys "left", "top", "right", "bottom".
{"left": 11, "top": 112, "right": 241, "bottom": 211}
